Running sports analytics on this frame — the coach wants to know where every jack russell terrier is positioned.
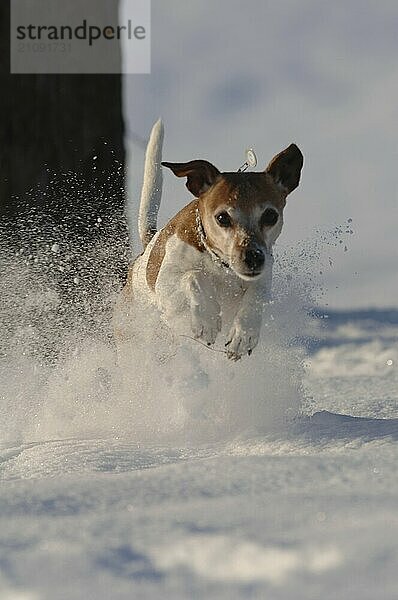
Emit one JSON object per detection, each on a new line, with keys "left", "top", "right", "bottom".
{"left": 115, "top": 120, "right": 303, "bottom": 360}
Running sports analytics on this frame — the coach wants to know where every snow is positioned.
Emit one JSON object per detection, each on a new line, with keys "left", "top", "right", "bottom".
{"left": 1, "top": 245, "right": 398, "bottom": 598}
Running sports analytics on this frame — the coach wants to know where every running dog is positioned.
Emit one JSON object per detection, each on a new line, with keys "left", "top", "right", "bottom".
{"left": 115, "top": 120, "right": 303, "bottom": 360}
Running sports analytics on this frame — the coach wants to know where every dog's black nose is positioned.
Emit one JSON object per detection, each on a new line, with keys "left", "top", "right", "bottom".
{"left": 244, "top": 248, "right": 265, "bottom": 272}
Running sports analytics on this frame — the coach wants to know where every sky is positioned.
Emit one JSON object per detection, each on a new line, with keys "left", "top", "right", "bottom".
{"left": 122, "top": 0, "right": 398, "bottom": 309}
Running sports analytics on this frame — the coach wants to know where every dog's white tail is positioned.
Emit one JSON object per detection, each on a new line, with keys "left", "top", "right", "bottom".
{"left": 138, "top": 118, "right": 164, "bottom": 248}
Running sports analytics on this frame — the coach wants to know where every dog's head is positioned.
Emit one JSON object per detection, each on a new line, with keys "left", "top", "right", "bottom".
{"left": 162, "top": 144, "right": 303, "bottom": 281}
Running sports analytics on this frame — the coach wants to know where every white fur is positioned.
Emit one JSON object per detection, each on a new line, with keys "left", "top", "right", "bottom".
{"left": 137, "top": 118, "right": 164, "bottom": 247}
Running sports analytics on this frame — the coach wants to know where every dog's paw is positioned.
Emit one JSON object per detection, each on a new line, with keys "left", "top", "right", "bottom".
{"left": 225, "top": 321, "right": 260, "bottom": 360}
{"left": 191, "top": 302, "right": 221, "bottom": 346}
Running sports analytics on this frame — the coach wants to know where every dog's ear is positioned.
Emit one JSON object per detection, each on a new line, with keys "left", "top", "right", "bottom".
{"left": 162, "top": 160, "right": 220, "bottom": 197}
{"left": 265, "top": 144, "right": 303, "bottom": 195}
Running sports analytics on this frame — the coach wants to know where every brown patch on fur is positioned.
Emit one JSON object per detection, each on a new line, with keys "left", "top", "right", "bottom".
{"left": 201, "top": 173, "right": 286, "bottom": 213}
{"left": 146, "top": 199, "right": 204, "bottom": 290}
{"left": 162, "top": 160, "right": 220, "bottom": 197}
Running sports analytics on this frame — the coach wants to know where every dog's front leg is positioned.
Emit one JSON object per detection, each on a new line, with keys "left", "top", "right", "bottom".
{"left": 156, "top": 262, "right": 221, "bottom": 345}
{"left": 182, "top": 270, "right": 221, "bottom": 345}
{"left": 226, "top": 255, "right": 273, "bottom": 360}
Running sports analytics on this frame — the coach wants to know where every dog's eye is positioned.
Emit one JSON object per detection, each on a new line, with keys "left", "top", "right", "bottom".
{"left": 216, "top": 212, "right": 232, "bottom": 227}
{"left": 261, "top": 208, "right": 279, "bottom": 227}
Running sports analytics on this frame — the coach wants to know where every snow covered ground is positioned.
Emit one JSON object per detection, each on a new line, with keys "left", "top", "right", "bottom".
{"left": 1, "top": 246, "right": 397, "bottom": 599}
